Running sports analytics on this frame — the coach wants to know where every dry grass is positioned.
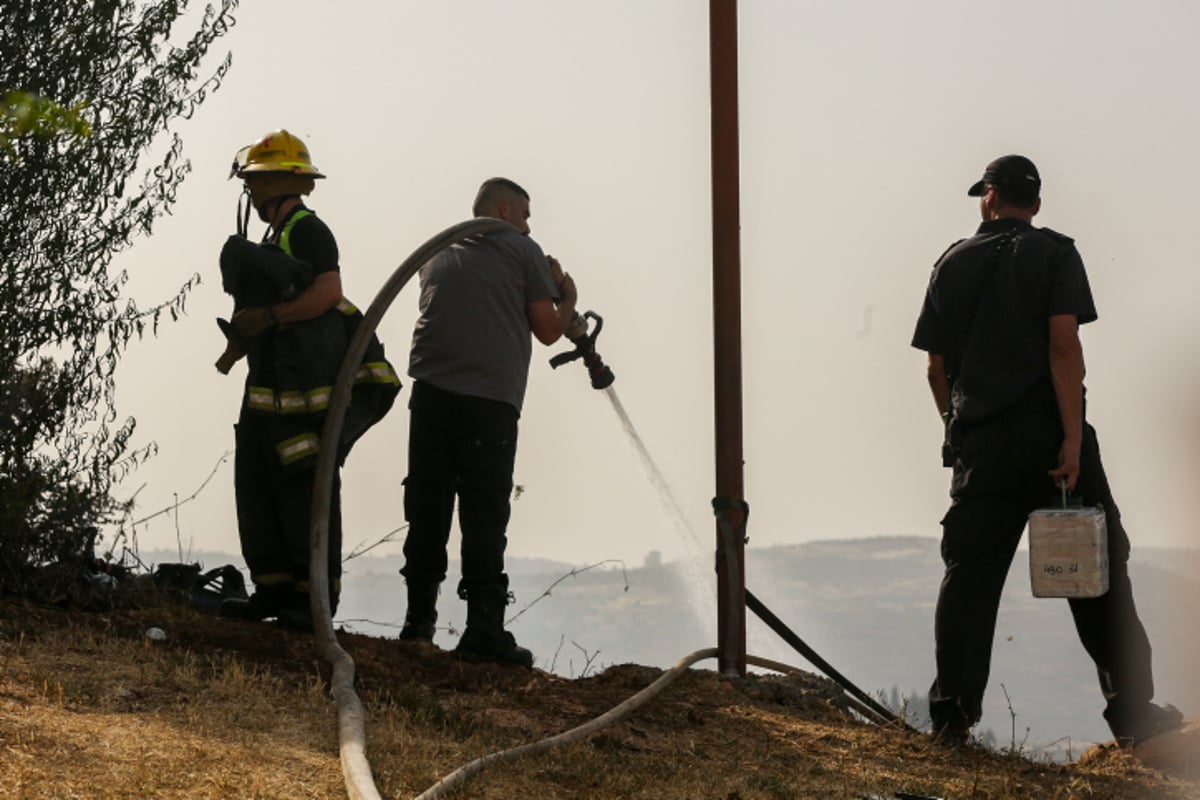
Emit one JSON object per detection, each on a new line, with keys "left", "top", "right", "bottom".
{"left": 1, "top": 623, "right": 341, "bottom": 798}
{"left": 0, "top": 597, "right": 1194, "bottom": 800}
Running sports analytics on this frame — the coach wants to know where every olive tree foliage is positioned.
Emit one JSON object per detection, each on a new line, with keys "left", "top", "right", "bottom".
{"left": 0, "top": 1, "right": 238, "bottom": 588}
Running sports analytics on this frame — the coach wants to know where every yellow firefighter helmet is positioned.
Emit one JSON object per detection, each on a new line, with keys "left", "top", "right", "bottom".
{"left": 230, "top": 129, "right": 325, "bottom": 179}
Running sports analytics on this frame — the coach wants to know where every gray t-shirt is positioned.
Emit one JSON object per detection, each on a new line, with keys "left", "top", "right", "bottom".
{"left": 408, "top": 230, "right": 558, "bottom": 411}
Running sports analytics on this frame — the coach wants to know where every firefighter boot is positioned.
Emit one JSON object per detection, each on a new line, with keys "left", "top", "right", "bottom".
{"left": 275, "top": 591, "right": 308, "bottom": 632}
{"left": 398, "top": 581, "right": 439, "bottom": 642}
{"left": 275, "top": 586, "right": 338, "bottom": 633}
{"left": 453, "top": 587, "right": 533, "bottom": 668}
{"left": 220, "top": 584, "right": 291, "bottom": 622}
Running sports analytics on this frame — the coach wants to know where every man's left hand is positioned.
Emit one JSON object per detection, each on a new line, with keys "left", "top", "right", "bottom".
{"left": 231, "top": 306, "right": 277, "bottom": 339}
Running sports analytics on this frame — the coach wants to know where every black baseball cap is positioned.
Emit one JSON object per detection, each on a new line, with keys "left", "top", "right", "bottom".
{"left": 967, "top": 154, "right": 1041, "bottom": 197}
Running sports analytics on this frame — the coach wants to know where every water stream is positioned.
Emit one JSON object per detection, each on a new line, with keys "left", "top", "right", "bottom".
{"left": 603, "top": 386, "right": 715, "bottom": 640}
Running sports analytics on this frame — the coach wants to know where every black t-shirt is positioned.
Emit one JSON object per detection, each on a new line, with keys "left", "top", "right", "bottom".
{"left": 911, "top": 217, "right": 1097, "bottom": 424}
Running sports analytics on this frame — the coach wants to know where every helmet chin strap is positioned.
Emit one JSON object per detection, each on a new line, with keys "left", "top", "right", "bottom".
{"left": 237, "top": 185, "right": 252, "bottom": 238}
{"left": 262, "top": 196, "right": 288, "bottom": 242}
{"left": 236, "top": 185, "right": 298, "bottom": 241}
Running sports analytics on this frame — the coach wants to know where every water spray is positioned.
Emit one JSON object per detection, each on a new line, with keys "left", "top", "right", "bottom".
{"left": 549, "top": 310, "right": 615, "bottom": 389}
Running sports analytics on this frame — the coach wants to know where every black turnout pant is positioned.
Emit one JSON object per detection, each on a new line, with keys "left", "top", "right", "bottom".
{"left": 401, "top": 381, "right": 518, "bottom": 601}
{"left": 929, "top": 410, "right": 1154, "bottom": 733}
{"left": 234, "top": 410, "right": 342, "bottom": 594}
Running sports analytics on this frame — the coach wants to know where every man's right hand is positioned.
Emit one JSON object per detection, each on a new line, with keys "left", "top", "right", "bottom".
{"left": 546, "top": 254, "right": 578, "bottom": 304}
{"left": 558, "top": 272, "right": 577, "bottom": 305}
{"left": 1048, "top": 436, "right": 1082, "bottom": 492}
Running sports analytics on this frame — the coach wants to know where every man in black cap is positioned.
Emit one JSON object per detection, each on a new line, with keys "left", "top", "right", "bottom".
{"left": 911, "top": 154, "right": 1182, "bottom": 746}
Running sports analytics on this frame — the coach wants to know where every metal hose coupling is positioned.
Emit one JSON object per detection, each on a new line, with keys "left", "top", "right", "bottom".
{"left": 549, "top": 310, "right": 615, "bottom": 389}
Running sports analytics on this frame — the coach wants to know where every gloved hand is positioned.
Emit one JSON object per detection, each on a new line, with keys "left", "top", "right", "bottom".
{"left": 215, "top": 342, "right": 243, "bottom": 375}
{"left": 231, "top": 306, "right": 277, "bottom": 339}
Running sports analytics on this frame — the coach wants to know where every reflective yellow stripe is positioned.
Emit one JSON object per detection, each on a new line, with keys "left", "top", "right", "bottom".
{"left": 293, "top": 577, "right": 342, "bottom": 595}
{"left": 253, "top": 572, "right": 293, "bottom": 587}
{"left": 247, "top": 386, "right": 276, "bottom": 412}
{"left": 251, "top": 386, "right": 336, "bottom": 415}
{"left": 276, "top": 391, "right": 309, "bottom": 413}
{"left": 355, "top": 361, "right": 402, "bottom": 387}
{"left": 276, "top": 433, "right": 320, "bottom": 465}
{"left": 337, "top": 298, "right": 358, "bottom": 315}
{"left": 306, "top": 387, "right": 331, "bottom": 410}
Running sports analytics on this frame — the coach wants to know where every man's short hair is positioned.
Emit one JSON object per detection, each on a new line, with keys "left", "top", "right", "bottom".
{"left": 992, "top": 184, "right": 1040, "bottom": 211}
{"left": 473, "top": 177, "right": 529, "bottom": 217}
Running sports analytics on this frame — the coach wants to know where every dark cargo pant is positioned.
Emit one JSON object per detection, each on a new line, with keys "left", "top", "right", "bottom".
{"left": 401, "top": 381, "right": 518, "bottom": 600}
{"left": 929, "top": 409, "right": 1154, "bottom": 734}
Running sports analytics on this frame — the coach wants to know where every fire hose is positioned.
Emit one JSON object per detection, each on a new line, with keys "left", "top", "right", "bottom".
{"left": 412, "top": 647, "right": 906, "bottom": 800}
{"left": 308, "top": 219, "right": 909, "bottom": 799}
{"left": 309, "top": 217, "right": 518, "bottom": 800}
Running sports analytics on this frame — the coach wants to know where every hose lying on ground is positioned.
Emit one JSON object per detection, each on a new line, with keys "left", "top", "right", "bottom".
{"left": 415, "top": 648, "right": 909, "bottom": 800}
{"left": 415, "top": 647, "right": 721, "bottom": 800}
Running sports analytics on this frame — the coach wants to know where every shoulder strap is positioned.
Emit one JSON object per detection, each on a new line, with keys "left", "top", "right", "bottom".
{"left": 278, "top": 208, "right": 314, "bottom": 256}
{"left": 943, "top": 229, "right": 1022, "bottom": 388}
{"left": 963, "top": 229, "right": 1022, "bottom": 342}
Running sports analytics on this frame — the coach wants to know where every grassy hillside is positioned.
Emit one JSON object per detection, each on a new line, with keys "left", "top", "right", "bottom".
{"left": 1, "top": 595, "right": 1196, "bottom": 799}
{"left": 327, "top": 537, "right": 1199, "bottom": 761}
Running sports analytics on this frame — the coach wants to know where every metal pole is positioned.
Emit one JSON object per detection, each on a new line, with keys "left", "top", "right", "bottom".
{"left": 710, "top": 0, "right": 746, "bottom": 677}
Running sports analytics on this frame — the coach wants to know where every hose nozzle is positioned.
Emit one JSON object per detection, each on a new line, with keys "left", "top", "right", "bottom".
{"left": 549, "top": 310, "right": 615, "bottom": 390}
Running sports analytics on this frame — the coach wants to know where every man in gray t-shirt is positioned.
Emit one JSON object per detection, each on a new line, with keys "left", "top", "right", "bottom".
{"left": 400, "top": 178, "right": 577, "bottom": 668}
{"left": 409, "top": 230, "right": 558, "bottom": 412}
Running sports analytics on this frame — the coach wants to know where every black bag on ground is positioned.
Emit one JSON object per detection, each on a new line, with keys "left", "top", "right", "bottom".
{"left": 152, "top": 563, "right": 249, "bottom": 615}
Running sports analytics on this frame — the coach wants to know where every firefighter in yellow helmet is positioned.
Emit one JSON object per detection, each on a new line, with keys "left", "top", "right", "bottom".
{"left": 215, "top": 129, "right": 400, "bottom": 631}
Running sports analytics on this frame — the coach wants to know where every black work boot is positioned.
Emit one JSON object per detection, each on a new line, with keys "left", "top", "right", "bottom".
{"left": 275, "top": 589, "right": 320, "bottom": 633}
{"left": 1105, "top": 701, "right": 1184, "bottom": 746}
{"left": 928, "top": 699, "right": 973, "bottom": 747}
{"left": 220, "top": 584, "right": 290, "bottom": 622}
{"left": 454, "top": 588, "right": 533, "bottom": 669}
{"left": 398, "top": 581, "right": 440, "bottom": 642}
{"left": 930, "top": 719, "right": 972, "bottom": 747}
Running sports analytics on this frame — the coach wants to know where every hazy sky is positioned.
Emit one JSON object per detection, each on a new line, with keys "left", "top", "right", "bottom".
{"left": 112, "top": 1, "right": 1200, "bottom": 581}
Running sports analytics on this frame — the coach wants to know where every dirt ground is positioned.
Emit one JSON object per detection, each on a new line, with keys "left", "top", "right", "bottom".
{"left": 2, "top": 595, "right": 1197, "bottom": 799}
